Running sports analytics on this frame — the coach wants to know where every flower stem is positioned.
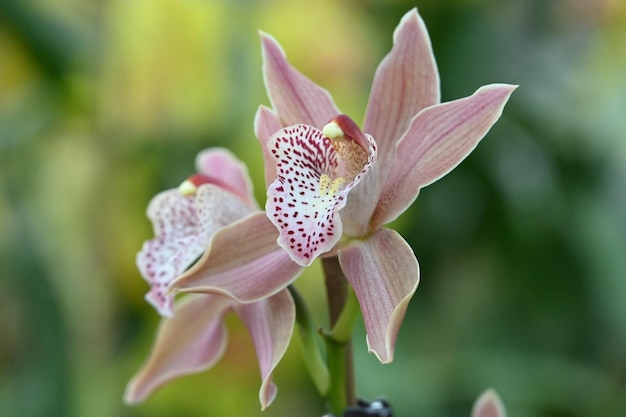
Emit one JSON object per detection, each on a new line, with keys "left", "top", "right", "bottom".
{"left": 322, "top": 256, "right": 357, "bottom": 416}
{"left": 329, "top": 287, "right": 359, "bottom": 343}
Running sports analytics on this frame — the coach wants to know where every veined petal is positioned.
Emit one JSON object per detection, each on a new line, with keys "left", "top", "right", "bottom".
{"left": 364, "top": 7, "right": 440, "bottom": 163}
{"left": 235, "top": 290, "right": 295, "bottom": 410}
{"left": 471, "top": 389, "right": 507, "bottom": 417}
{"left": 372, "top": 84, "right": 517, "bottom": 229}
{"left": 338, "top": 228, "right": 419, "bottom": 363}
{"left": 170, "top": 212, "right": 303, "bottom": 302}
{"left": 344, "top": 8, "right": 439, "bottom": 236}
{"left": 261, "top": 32, "right": 340, "bottom": 128}
{"left": 195, "top": 148, "right": 257, "bottom": 208}
{"left": 266, "top": 122, "right": 377, "bottom": 266}
{"left": 138, "top": 185, "right": 252, "bottom": 316}
{"left": 124, "top": 294, "right": 233, "bottom": 404}
{"left": 254, "top": 105, "right": 283, "bottom": 187}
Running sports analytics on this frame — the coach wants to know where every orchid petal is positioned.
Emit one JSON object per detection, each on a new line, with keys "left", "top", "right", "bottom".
{"left": 137, "top": 185, "right": 252, "bottom": 316}
{"left": 124, "top": 294, "right": 232, "bottom": 404}
{"left": 235, "top": 290, "right": 295, "bottom": 410}
{"left": 364, "top": 7, "right": 440, "bottom": 163}
{"left": 471, "top": 389, "right": 507, "bottom": 417}
{"left": 261, "top": 32, "right": 340, "bottom": 127}
{"left": 254, "top": 105, "right": 283, "bottom": 187}
{"left": 372, "top": 84, "right": 517, "bottom": 229}
{"left": 195, "top": 148, "right": 257, "bottom": 207}
{"left": 343, "top": 9, "right": 440, "bottom": 236}
{"left": 170, "top": 211, "right": 303, "bottom": 302}
{"left": 266, "top": 124, "right": 377, "bottom": 266}
{"left": 338, "top": 228, "right": 419, "bottom": 363}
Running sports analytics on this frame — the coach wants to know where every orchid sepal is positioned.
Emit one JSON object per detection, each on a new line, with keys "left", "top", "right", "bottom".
{"left": 342, "top": 7, "right": 440, "bottom": 236}
{"left": 124, "top": 294, "right": 232, "bottom": 404}
{"left": 338, "top": 228, "right": 419, "bottom": 363}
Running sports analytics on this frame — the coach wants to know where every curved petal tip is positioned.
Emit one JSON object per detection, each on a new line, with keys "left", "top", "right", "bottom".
{"left": 471, "top": 389, "right": 507, "bottom": 417}
{"left": 339, "top": 228, "right": 419, "bottom": 363}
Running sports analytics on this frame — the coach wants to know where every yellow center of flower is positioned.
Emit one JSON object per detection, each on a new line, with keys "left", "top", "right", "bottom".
{"left": 319, "top": 174, "right": 346, "bottom": 196}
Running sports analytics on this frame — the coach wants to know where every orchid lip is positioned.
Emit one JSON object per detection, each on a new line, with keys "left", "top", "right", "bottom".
{"left": 265, "top": 114, "right": 377, "bottom": 266}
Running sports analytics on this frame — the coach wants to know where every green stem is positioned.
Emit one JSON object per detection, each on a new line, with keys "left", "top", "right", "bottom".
{"left": 322, "top": 256, "right": 358, "bottom": 416}
{"left": 289, "top": 286, "right": 329, "bottom": 396}
{"left": 325, "top": 336, "right": 348, "bottom": 416}
{"left": 329, "top": 287, "right": 360, "bottom": 343}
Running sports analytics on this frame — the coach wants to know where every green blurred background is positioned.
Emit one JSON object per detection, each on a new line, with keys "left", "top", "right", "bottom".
{"left": 1, "top": 0, "right": 625, "bottom": 416}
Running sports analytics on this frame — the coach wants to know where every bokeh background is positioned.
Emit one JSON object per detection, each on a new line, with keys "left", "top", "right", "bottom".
{"left": 1, "top": 0, "right": 625, "bottom": 416}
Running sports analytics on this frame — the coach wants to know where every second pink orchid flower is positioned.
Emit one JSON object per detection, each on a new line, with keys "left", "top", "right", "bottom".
{"left": 126, "top": 149, "right": 300, "bottom": 409}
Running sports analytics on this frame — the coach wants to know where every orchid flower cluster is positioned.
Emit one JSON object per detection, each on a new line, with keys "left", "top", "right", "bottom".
{"left": 125, "top": 8, "right": 515, "bottom": 417}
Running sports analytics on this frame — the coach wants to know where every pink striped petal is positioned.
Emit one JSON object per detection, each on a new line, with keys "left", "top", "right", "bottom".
{"left": 266, "top": 119, "right": 377, "bottom": 266}
{"left": 137, "top": 185, "right": 252, "bottom": 316}
{"left": 261, "top": 32, "right": 340, "bottom": 128}
{"left": 195, "top": 148, "right": 257, "bottom": 207}
{"left": 341, "top": 8, "right": 440, "bottom": 236}
{"left": 364, "top": 7, "right": 440, "bottom": 163}
{"left": 124, "top": 294, "right": 232, "bottom": 404}
{"left": 372, "top": 84, "right": 517, "bottom": 229}
{"left": 338, "top": 228, "right": 419, "bottom": 363}
{"left": 471, "top": 390, "right": 507, "bottom": 417}
{"left": 170, "top": 212, "right": 303, "bottom": 302}
{"left": 235, "top": 290, "right": 295, "bottom": 410}
{"left": 254, "top": 105, "right": 283, "bottom": 187}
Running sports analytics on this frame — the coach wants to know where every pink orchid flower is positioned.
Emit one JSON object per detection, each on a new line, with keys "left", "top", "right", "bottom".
{"left": 257, "top": 8, "right": 516, "bottom": 363}
{"left": 126, "top": 149, "right": 299, "bottom": 409}
{"left": 172, "top": 8, "right": 515, "bottom": 364}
